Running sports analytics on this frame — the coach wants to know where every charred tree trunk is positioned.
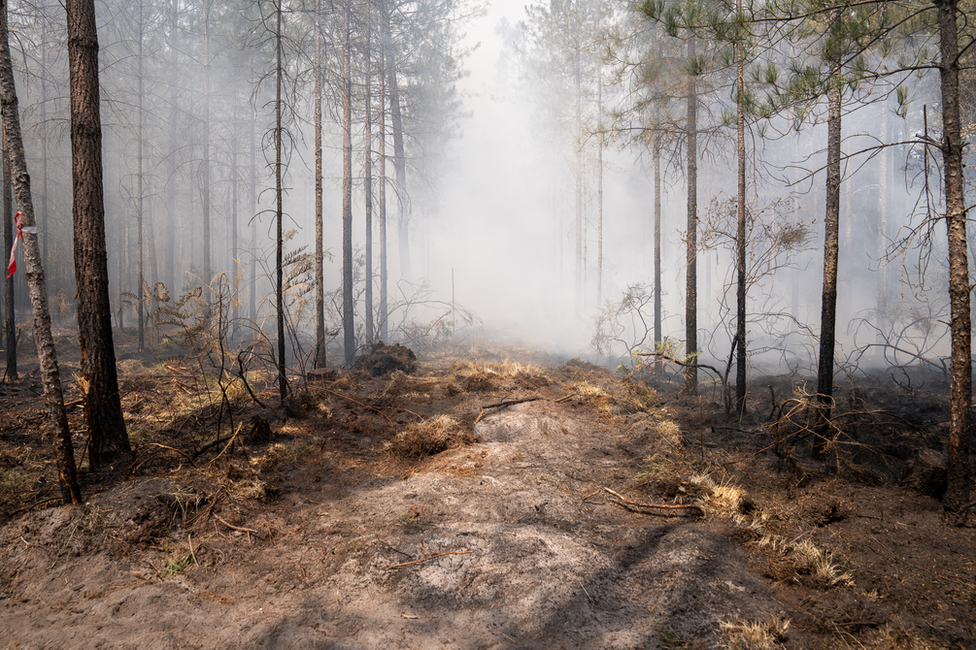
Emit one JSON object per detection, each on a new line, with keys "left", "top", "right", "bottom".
{"left": 274, "top": 0, "right": 287, "bottom": 400}
{"left": 935, "top": 0, "right": 972, "bottom": 511}
{"left": 67, "top": 0, "right": 130, "bottom": 469}
{"left": 0, "top": 0, "right": 82, "bottom": 502}
{"left": 734, "top": 3, "right": 747, "bottom": 414}
{"left": 813, "top": 65, "right": 842, "bottom": 461}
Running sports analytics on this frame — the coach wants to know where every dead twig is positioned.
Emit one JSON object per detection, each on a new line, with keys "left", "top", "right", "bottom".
{"left": 214, "top": 514, "right": 258, "bottom": 535}
{"left": 323, "top": 388, "right": 397, "bottom": 425}
{"left": 184, "top": 490, "right": 221, "bottom": 528}
{"left": 386, "top": 550, "right": 473, "bottom": 570}
{"left": 603, "top": 487, "right": 704, "bottom": 516}
{"left": 580, "top": 489, "right": 601, "bottom": 503}
{"left": 474, "top": 396, "right": 542, "bottom": 423}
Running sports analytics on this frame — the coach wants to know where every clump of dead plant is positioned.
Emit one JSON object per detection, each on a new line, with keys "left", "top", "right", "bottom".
{"left": 756, "top": 534, "right": 854, "bottom": 589}
{"left": 448, "top": 359, "right": 550, "bottom": 394}
{"left": 385, "top": 415, "right": 476, "bottom": 459}
{"left": 719, "top": 617, "right": 791, "bottom": 649}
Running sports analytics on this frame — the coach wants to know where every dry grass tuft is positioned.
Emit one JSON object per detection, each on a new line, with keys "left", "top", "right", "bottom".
{"left": 867, "top": 624, "right": 947, "bottom": 649}
{"left": 619, "top": 378, "right": 663, "bottom": 412}
{"left": 251, "top": 443, "right": 302, "bottom": 474}
{"left": 386, "top": 415, "right": 476, "bottom": 459}
{"left": 756, "top": 534, "right": 854, "bottom": 588}
{"left": 446, "top": 359, "right": 550, "bottom": 394}
{"left": 719, "top": 617, "right": 790, "bottom": 649}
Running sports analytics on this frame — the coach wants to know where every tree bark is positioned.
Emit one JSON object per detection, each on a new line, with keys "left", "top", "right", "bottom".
{"left": 735, "top": 0, "right": 747, "bottom": 414}
{"left": 274, "top": 0, "right": 287, "bottom": 400}
{"left": 364, "top": 1, "right": 375, "bottom": 344}
{"left": 684, "top": 39, "right": 698, "bottom": 395}
{"left": 342, "top": 0, "right": 355, "bottom": 363}
{"left": 653, "top": 135, "right": 661, "bottom": 349}
{"left": 67, "top": 0, "right": 130, "bottom": 470}
{"left": 201, "top": 0, "right": 212, "bottom": 285}
{"left": 388, "top": 38, "right": 410, "bottom": 285}
{"left": 136, "top": 0, "right": 145, "bottom": 351}
{"left": 935, "top": 0, "right": 972, "bottom": 511}
{"left": 314, "top": 0, "right": 326, "bottom": 367}
{"left": 379, "top": 3, "right": 390, "bottom": 341}
{"left": 0, "top": 0, "right": 82, "bottom": 502}
{"left": 3, "top": 126, "right": 14, "bottom": 381}
{"left": 813, "top": 65, "right": 842, "bottom": 461}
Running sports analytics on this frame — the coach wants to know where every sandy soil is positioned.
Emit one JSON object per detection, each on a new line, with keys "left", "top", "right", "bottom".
{"left": 0, "top": 343, "right": 974, "bottom": 649}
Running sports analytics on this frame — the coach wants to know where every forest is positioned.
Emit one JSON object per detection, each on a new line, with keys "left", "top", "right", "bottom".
{"left": 0, "top": 0, "right": 975, "bottom": 647}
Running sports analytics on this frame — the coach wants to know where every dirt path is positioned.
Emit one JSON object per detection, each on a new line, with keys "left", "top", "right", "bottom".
{"left": 1, "top": 389, "right": 782, "bottom": 649}
{"left": 1, "top": 354, "right": 974, "bottom": 649}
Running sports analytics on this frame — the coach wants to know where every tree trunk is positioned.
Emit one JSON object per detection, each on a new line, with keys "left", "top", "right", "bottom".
{"left": 388, "top": 42, "right": 410, "bottom": 285}
{"left": 342, "top": 0, "right": 355, "bottom": 363}
{"left": 684, "top": 39, "right": 698, "bottom": 395}
{"left": 653, "top": 135, "right": 661, "bottom": 349}
{"left": 3, "top": 127, "right": 14, "bottom": 381}
{"left": 364, "top": 2, "right": 375, "bottom": 344}
{"left": 574, "top": 47, "right": 583, "bottom": 311}
{"left": 274, "top": 0, "right": 287, "bottom": 400}
{"left": 165, "top": 0, "right": 178, "bottom": 296}
{"left": 0, "top": 0, "right": 82, "bottom": 502}
{"left": 379, "top": 4, "right": 390, "bottom": 341}
{"left": 201, "top": 0, "right": 212, "bottom": 285}
{"left": 935, "top": 0, "right": 972, "bottom": 511}
{"left": 735, "top": 2, "right": 747, "bottom": 414}
{"left": 67, "top": 0, "right": 130, "bottom": 470}
{"left": 136, "top": 0, "right": 145, "bottom": 351}
{"left": 249, "top": 106, "right": 257, "bottom": 323}
{"left": 314, "top": 0, "right": 326, "bottom": 367}
{"left": 813, "top": 66, "right": 842, "bottom": 461}
{"left": 596, "top": 67, "right": 604, "bottom": 306}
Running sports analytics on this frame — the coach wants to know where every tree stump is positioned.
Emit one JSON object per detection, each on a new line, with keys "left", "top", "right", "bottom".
{"left": 900, "top": 448, "right": 947, "bottom": 499}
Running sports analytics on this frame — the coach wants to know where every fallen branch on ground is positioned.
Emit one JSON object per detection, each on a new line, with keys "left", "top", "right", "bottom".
{"left": 603, "top": 487, "right": 705, "bottom": 517}
{"left": 474, "top": 396, "right": 542, "bottom": 423}
{"left": 386, "top": 550, "right": 473, "bottom": 570}
{"left": 214, "top": 514, "right": 258, "bottom": 535}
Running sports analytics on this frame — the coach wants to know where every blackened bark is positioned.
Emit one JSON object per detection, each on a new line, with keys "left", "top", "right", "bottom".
{"left": 813, "top": 68, "right": 842, "bottom": 461}
{"left": 0, "top": 0, "right": 82, "bottom": 502}
{"left": 735, "top": 5, "right": 747, "bottom": 414}
{"left": 67, "top": 0, "right": 130, "bottom": 469}
{"left": 274, "top": 0, "right": 287, "bottom": 400}
{"left": 935, "top": 0, "right": 972, "bottom": 511}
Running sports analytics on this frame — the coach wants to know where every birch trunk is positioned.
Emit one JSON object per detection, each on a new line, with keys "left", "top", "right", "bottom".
{"left": 0, "top": 0, "right": 82, "bottom": 502}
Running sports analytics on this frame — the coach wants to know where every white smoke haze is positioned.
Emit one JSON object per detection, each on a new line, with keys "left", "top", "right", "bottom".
{"left": 2, "top": 0, "right": 964, "bottom": 380}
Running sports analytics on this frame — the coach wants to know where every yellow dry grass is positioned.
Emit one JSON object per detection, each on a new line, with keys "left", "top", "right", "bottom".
{"left": 385, "top": 415, "right": 475, "bottom": 459}
{"left": 719, "top": 617, "right": 791, "bottom": 649}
